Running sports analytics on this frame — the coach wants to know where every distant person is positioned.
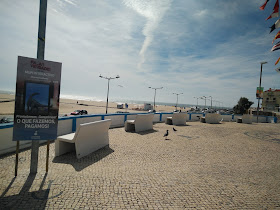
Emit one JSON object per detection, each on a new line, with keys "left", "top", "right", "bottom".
{"left": 77, "top": 101, "right": 78, "bottom": 104}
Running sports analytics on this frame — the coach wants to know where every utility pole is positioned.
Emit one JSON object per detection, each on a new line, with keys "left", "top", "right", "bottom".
{"left": 30, "top": 0, "right": 48, "bottom": 174}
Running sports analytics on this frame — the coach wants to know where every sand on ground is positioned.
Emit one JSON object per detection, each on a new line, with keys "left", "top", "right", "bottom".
{"left": 0, "top": 93, "right": 188, "bottom": 116}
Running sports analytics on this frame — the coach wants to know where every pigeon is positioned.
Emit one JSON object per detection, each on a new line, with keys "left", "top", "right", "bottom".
{"left": 220, "top": 118, "right": 223, "bottom": 123}
{"left": 173, "top": 127, "right": 177, "bottom": 132}
{"left": 163, "top": 130, "right": 169, "bottom": 140}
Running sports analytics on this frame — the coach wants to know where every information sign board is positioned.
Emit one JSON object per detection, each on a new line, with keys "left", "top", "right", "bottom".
{"left": 13, "top": 56, "right": 62, "bottom": 141}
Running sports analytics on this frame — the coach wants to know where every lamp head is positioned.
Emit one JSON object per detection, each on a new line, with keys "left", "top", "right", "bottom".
{"left": 260, "top": 61, "right": 267, "bottom": 65}
{"left": 116, "top": 75, "right": 120, "bottom": 78}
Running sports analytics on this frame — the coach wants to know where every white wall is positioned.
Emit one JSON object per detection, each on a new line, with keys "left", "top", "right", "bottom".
{"left": 0, "top": 113, "right": 277, "bottom": 156}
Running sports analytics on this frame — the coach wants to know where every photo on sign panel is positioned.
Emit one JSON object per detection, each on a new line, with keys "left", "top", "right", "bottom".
{"left": 24, "top": 82, "right": 50, "bottom": 116}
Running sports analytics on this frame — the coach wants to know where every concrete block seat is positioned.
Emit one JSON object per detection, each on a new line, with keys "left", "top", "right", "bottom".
{"left": 55, "top": 119, "right": 111, "bottom": 159}
{"left": 242, "top": 114, "right": 253, "bottom": 124}
{"left": 200, "top": 117, "right": 206, "bottom": 123}
{"left": 205, "top": 113, "right": 221, "bottom": 124}
{"left": 125, "top": 114, "right": 154, "bottom": 132}
{"left": 237, "top": 118, "right": 242, "bottom": 123}
{"left": 165, "top": 112, "right": 187, "bottom": 126}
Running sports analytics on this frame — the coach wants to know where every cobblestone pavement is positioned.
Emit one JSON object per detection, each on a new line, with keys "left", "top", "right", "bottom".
{"left": 1, "top": 122, "right": 280, "bottom": 209}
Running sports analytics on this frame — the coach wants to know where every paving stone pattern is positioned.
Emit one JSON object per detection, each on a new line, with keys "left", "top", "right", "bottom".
{"left": 0, "top": 122, "right": 280, "bottom": 209}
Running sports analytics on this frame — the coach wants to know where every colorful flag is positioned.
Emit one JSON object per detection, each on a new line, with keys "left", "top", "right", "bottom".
{"left": 270, "top": 18, "right": 280, "bottom": 33}
{"left": 266, "top": 0, "right": 279, "bottom": 20}
{"left": 275, "top": 66, "right": 280, "bottom": 73}
{"left": 256, "top": 87, "right": 264, "bottom": 99}
{"left": 272, "top": 31, "right": 280, "bottom": 43}
{"left": 275, "top": 56, "right": 280, "bottom": 65}
{"left": 271, "top": 41, "right": 280, "bottom": 49}
{"left": 271, "top": 42, "right": 280, "bottom": 51}
{"left": 260, "top": 0, "right": 270, "bottom": 10}
{"left": 274, "top": 0, "right": 279, "bottom": 10}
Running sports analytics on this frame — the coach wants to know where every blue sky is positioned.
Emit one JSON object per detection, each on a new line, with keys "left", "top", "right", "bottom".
{"left": 0, "top": 0, "right": 280, "bottom": 108}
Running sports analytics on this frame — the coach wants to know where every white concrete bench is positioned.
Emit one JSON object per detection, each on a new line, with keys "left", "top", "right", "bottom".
{"left": 236, "top": 118, "right": 242, "bottom": 123}
{"left": 242, "top": 114, "right": 252, "bottom": 124}
{"left": 205, "top": 113, "right": 221, "bottom": 124}
{"left": 200, "top": 117, "right": 206, "bottom": 123}
{"left": 165, "top": 112, "right": 187, "bottom": 125}
{"left": 125, "top": 114, "right": 154, "bottom": 132}
{"left": 55, "top": 119, "right": 111, "bottom": 159}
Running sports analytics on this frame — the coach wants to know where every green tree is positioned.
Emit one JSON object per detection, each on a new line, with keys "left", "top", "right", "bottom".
{"left": 233, "top": 97, "right": 254, "bottom": 115}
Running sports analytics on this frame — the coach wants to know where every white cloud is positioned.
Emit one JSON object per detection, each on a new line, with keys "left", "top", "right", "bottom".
{"left": 123, "top": 0, "right": 172, "bottom": 69}
{"left": 0, "top": 0, "right": 279, "bottom": 108}
{"left": 193, "top": 9, "right": 208, "bottom": 19}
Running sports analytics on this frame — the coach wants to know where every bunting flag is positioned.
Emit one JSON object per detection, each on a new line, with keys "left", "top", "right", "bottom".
{"left": 266, "top": 0, "right": 279, "bottom": 20}
{"left": 275, "top": 56, "right": 280, "bottom": 65}
{"left": 273, "top": 0, "right": 279, "bottom": 10}
{"left": 272, "top": 30, "right": 280, "bottom": 43}
{"left": 271, "top": 41, "right": 280, "bottom": 51}
{"left": 260, "top": 0, "right": 270, "bottom": 10}
{"left": 270, "top": 18, "right": 280, "bottom": 33}
{"left": 276, "top": 66, "right": 280, "bottom": 72}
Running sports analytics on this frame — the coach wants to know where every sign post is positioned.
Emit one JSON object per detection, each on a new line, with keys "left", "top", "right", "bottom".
{"left": 13, "top": 56, "right": 61, "bottom": 174}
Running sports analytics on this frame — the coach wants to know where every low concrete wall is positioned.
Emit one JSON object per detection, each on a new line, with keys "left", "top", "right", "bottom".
{"left": 0, "top": 112, "right": 277, "bottom": 156}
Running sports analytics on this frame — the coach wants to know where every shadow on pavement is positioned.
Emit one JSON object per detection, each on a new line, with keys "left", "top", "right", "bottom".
{"left": 52, "top": 146, "right": 114, "bottom": 171}
{"left": 0, "top": 173, "right": 55, "bottom": 209}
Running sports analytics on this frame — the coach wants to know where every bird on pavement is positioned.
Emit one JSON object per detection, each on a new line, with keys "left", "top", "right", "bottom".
{"left": 173, "top": 127, "right": 177, "bottom": 132}
{"left": 163, "top": 130, "right": 169, "bottom": 140}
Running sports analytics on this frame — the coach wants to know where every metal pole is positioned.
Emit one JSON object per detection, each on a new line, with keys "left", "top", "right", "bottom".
{"left": 257, "top": 64, "right": 263, "bottom": 123}
{"left": 46, "top": 141, "right": 50, "bottom": 173}
{"left": 30, "top": 0, "right": 48, "bottom": 175}
{"left": 153, "top": 89, "right": 156, "bottom": 111}
{"left": 15, "top": 141, "right": 19, "bottom": 176}
{"left": 106, "top": 79, "right": 110, "bottom": 114}
{"left": 176, "top": 95, "right": 178, "bottom": 111}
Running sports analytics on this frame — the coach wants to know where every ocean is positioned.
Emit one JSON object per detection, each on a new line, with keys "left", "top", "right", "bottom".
{"left": 0, "top": 90, "right": 226, "bottom": 109}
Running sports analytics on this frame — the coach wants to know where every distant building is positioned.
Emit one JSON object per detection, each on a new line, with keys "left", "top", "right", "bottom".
{"left": 262, "top": 88, "right": 280, "bottom": 112}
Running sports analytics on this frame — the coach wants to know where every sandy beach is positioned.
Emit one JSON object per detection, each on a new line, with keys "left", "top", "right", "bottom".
{"left": 0, "top": 93, "right": 185, "bottom": 117}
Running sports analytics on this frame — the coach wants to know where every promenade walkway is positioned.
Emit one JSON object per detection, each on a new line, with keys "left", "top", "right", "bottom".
{"left": 0, "top": 122, "right": 280, "bottom": 209}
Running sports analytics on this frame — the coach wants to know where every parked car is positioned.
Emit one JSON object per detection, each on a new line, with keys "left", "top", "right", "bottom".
{"left": 70, "top": 110, "right": 88, "bottom": 115}
{"left": 0, "top": 117, "right": 13, "bottom": 124}
{"left": 115, "top": 111, "right": 129, "bottom": 113}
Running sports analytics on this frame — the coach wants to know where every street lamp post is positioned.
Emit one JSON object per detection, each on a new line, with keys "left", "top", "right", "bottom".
{"left": 257, "top": 61, "right": 267, "bottom": 123}
{"left": 149, "top": 87, "right": 163, "bottom": 111}
{"left": 99, "top": 74, "right": 120, "bottom": 114}
{"left": 209, "top": 96, "right": 213, "bottom": 109}
{"left": 193, "top": 97, "right": 199, "bottom": 107}
{"left": 200, "top": 96, "right": 207, "bottom": 110}
{"left": 173, "top": 93, "right": 183, "bottom": 111}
